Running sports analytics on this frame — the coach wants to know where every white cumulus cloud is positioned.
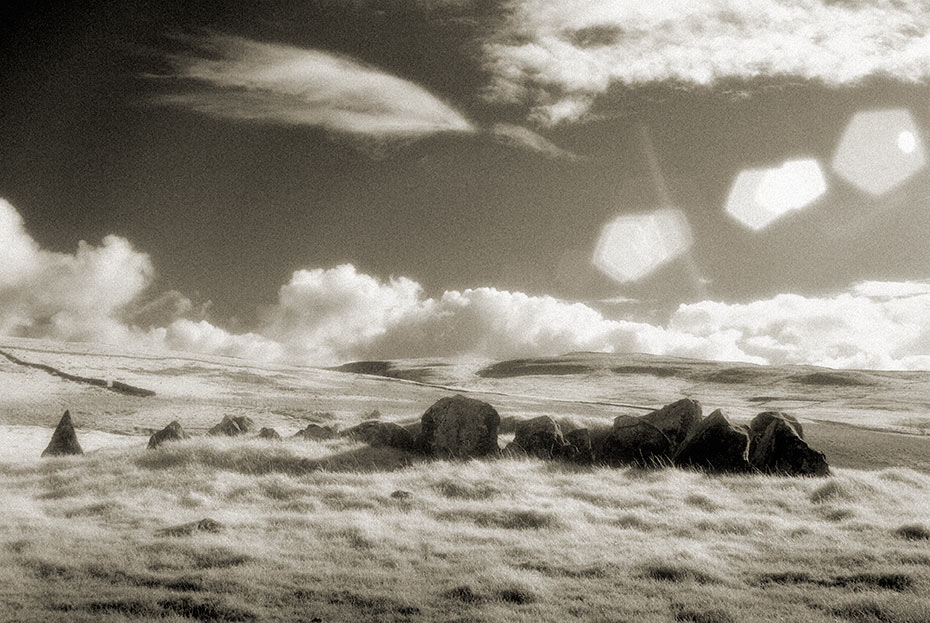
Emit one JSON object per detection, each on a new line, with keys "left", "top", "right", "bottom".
{"left": 0, "top": 199, "right": 154, "bottom": 343}
{"left": 5, "top": 198, "right": 930, "bottom": 369}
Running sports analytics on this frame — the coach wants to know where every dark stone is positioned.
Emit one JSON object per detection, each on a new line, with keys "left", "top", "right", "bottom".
{"left": 208, "top": 415, "right": 254, "bottom": 436}
{"left": 258, "top": 427, "right": 281, "bottom": 440}
{"left": 600, "top": 415, "right": 673, "bottom": 467}
{"left": 419, "top": 395, "right": 500, "bottom": 458}
{"left": 341, "top": 421, "right": 416, "bottom": 451}
{"left": 41, "top": 410, "right": 83, "bottom": 457}
{"left": 750, "top": 417, "right": 829, "bottom": 476}
{"left": 510, "top": 416, "right": 570, "bottom": 460}
{"left": 148, "top": 420, "right": 189, "bottom": 449}
{"left": 564, "top": 427, "right": 596, "bottom": 464}
{"left": 750, "top": 411, "right": 804, "bottom": 439}
{"left": 641, "top": 398, "right": 703, "bottom": 451}
{"left": 294, "top": 424, "right": 337, "bottom": 440}
{"left": 748, "top": 411, "right": 804, "bottom": 462}
{"left": 674, "top": 409, "right": 751, "bottom": 473}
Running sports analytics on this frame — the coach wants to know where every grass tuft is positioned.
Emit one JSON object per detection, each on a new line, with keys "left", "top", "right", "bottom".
{"left": 895, "top": 524, "right": 930, "bottom": 541}
{"left": 442, "top": 585, "right": 483, "bottom": 603}
{"left": 497, "top": 586, "right": 537, "bottom": 604}
{"left": 435, "top": 507, "right": 561, "bottom": 530}
{"left": 433, "top": 479, "right": 501, "bottom": 500}
{"left": 640, "top": 562, "right": 721, "bottom": 584}
{"left": 810, "top": 480, "right": 848, "bottom": 503}
{"left": 674, "top": 605, "right": 736, "bottom": 623}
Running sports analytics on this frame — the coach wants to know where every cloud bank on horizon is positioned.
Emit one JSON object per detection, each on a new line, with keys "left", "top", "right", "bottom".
{"left": 3, "top": 198, "right": 930, "bottom": 371}
{"left": 482, "top": 0, "right": 930, "bottom": 124}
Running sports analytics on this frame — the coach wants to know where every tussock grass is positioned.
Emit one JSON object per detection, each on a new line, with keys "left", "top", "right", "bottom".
{"left": 3, "top": 437, "right": 930, "bottom": 622}
{"left": 895, "top": 524, "right": 930, "bottom": 541}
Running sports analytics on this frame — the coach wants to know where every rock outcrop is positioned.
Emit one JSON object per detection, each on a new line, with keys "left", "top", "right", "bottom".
{"left": 674, "top": 410, "right": 751, "bottom": 473}
{"left": 419, "top": 395, "right": 500, "bottom": 458}
{"left": 41, "top": 410, "right": 83, "bottom": 457}
{"left": 600, "top": 415, "right": 673, "bottom": 467}
{"left": 208, "top": 415, "right": 254, "bottom": 437}
{"left": 148, "top": 420, "right": 189, "bottom": 449}
{"left": 749, "top": 413, "right": 829, "bottom": 476}
{"left": 341, "top": 420, "right": 416, "bottom": 451}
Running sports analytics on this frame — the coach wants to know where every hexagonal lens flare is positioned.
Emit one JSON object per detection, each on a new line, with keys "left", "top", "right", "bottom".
{"left": 725, "top": 159, "right": 827, "bottom": 230}
{"left": 832, "top": 108, "right": 926, "bottom": 196}
{"left": 592, "top": 208, "right": 693, "bottom": 283}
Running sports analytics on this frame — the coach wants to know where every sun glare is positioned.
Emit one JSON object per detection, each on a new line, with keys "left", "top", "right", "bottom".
{"left": 832, "top": 109, "right": 926, "bottom": 196}
{"left": 592, "top": 208, "right": 693, "bottom": 283}
{"left": 725, "top": 159, "right": 826, "bottom": 230}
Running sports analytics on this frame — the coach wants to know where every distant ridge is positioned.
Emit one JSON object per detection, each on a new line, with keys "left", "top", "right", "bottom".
{"left": 0, "top": 349, "right": 155, "bottom": 397}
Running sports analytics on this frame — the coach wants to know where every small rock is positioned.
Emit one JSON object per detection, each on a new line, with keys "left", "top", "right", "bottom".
{"left": 41, "top": 410, "right": 83, "bottom": 457}
{"left": 674, "top": 409, "right": 751, "bottom": 473}
{"left": 419, "top": 395, "right": 500, "bottom": 458}
{"left": 148, "top": 420, "right": 189, "bottom": 449}
{"left": 208, "top": 415, "right": 254, "bottom": 436}
{"left": 258, "top": 427, "right": 281, "bottom": 440}
{"left": 294, "top": 424, "right": 338, "bottom": 441}
{"left": 341, "top": 421, "right": 416, "bottom": 451}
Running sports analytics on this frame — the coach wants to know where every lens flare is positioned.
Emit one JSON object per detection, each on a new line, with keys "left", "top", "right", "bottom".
{"left": 725, "top": 159, "right": 826, "bottom": 230}
{"left": 898, "top": 130, "right": 917, "bottom": 155}
{"left": 592, "top": 208, "right": 693, "bottom": 283}
{"left": 832, "top": 109, "right": 926, "bottom": 196}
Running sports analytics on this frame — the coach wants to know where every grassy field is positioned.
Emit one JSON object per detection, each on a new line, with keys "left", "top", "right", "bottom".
{"left": 2, "top": 436, "right": 930, "bottom": 623}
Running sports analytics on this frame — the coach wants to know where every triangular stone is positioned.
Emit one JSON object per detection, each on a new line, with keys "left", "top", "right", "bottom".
{"left": 41, "top": 410, "right": 83, "bottom": 457}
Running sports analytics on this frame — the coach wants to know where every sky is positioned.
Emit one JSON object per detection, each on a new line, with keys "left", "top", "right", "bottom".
{"left": 3, "top": 0, "right": 930, "bottom": 369}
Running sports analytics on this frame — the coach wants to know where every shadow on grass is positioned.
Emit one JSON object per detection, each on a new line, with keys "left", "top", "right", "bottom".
{"left": 134, "top": 441, "right": 421, "bottom": 475}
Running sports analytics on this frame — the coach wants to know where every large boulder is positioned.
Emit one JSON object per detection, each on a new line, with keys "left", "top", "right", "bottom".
{"left": 642, "top": 399, "right": 703, "bottom": 451}
{"left": 748, "top": 411, "right": 803, "bottom": 461}
{"left": 750, "top": 416, "right": 829, "bottom": 476}
{"left": 41, "top": 410, "right": 83, "bottom": 457}
{"left": 508, "top": 416, "right": 570, "bottom": 460}
{"left": 208, "top": 415, "right": 254, "bottom": 436}
{"left": 294, "top": 423, "right": 337, "bottom": 441}
{"left": 419, "top": 395, "right": 500, "bottom": 458}
{"left": 749, "top": 411, "right": 803, "bottom": 439}
{"left": 564, "top": 427, "right": 595, "bottom": 464}
{"left": 148, "top": 420, "right": 189, "bottom": 449}
{"left": 674, "top": 410, "right": 751, "bottom": 473}
{"left": 341, "top": 421, "right": 416, "bottom": 451}
{"left": 600, "top": 415, "right": 673, "bottom": 467}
